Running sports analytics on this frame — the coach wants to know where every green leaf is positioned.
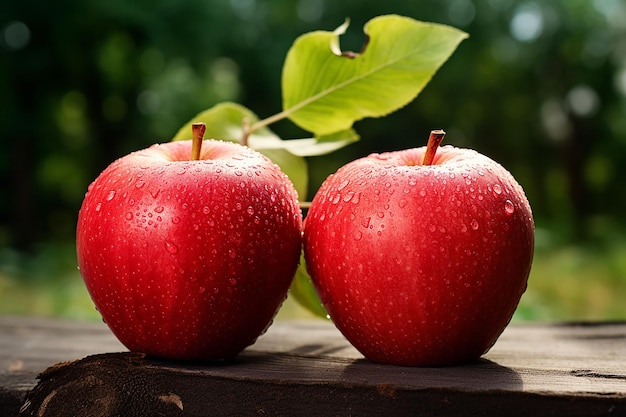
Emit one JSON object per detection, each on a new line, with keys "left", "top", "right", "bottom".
{"left": 289, "top": 251, "right": 328, "bottom": 319}
{"left": 171, "top": 101, "right": 263, "bottom": 144}
{"left": 171, "top": 102, "right": 309, "bottom": 199}
{"left": 281, "top": 15, "right": 468, "bottom": 136}
{"left": 316, "top": 128, "right": 360, "bottom": 143}
{"left": 250, "top": 128, "right": 359, "bottom": 156}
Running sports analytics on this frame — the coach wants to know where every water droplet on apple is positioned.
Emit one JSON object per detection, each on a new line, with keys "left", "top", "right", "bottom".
{"left": 95, "top": 202, "right": 102, "bottom": 212}
{"left": 377, "top": 211, "right": 385, "bottom": 219}
{"left": 125, "top": 212, "right": 133, "bottom": 220}
{"left": 353, "top": 231, "right": 363, "bottom": 241}
{"left": 419, "top": 189, "right": 426, "bottom": 197}
{"left": 337, "top": 179, "right": 350, "bottom": 191}
{"left": 176, "top": 167, "right": 186, "bottom": 175}
{"left": 470, "top": 219, "right": 479, "bottom": 230}
{"left": 229, "top": 278, "right": 237, "bottom": 285}
{"left": 331, "top": 193, "right": 341, "bottom": 204}
{"left": 199, "top": 286, "right": 206, "bottom": 294}
{"left": 135, "top": 180, "right": 145, "bottom": 189}
{"left": 154, "top": 206, "right": 164, "bottom": 213}
{"left": 460, "top": 223, "right": 468, "bottom": 233}
{"left": 172, "top": 216, "right": 180, "bottom": 224}
{"left": 493, "top": 184, "right": 502, "bottom": 195}
{"left": 361, "top": 217, "right": 371, "bottom": 228}
{"left": 398, "top": 199, "right": 408, "bottom": 208}
{"left": 106, "top": 190, "right": 116, "bottom": 201}
{"left": 228, "top": 250, "right": 236, "bottom": 259}
{"left": 164, "top": 241, "right": 178, "bottom": 254}
{"left": 247, "top": 206, "right": 255, "bottom": 215}
{"left": 150, "top": 188, "right": 160, "bottom": 199}
{"left": 428, "top": 224, "right": 436, "bottom": 233}
{"left": 343, "top": 192, "right": 355, "bottom": 203}
{"left": 504, "top": 200, "right": 515, "bottom": 215}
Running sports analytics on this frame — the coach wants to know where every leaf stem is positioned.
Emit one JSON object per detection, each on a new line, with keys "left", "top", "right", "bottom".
{"left": 422, "top": 129, "right": 446, "bottom": 165}
{"left": 248, "top": 109, "right": 291, "bottom": 134}
{"left": 247, "top": 76, "right": 359, "bottom": 135}
{"left": 191, "top": 122, "right": 206, "bottom": 160}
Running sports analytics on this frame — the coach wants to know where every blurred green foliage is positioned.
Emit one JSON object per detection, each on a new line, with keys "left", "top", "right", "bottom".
{"left": 1, "top": 0, "right": 626, "bottom": 320}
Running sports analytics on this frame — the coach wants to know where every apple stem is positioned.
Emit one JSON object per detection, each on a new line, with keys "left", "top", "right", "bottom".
{"left": 241, "top": 118, "right": 251, "bottom": 148}
{"left": 191, "top": 122, "right": 206, "bottom": 160}
{"left": 422, "top": 129, "right": 446, "bottom": 166}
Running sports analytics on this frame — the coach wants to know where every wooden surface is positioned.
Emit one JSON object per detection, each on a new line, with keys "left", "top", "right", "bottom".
{"left": 1, "top": 316, "right": 625, "bottom": 416}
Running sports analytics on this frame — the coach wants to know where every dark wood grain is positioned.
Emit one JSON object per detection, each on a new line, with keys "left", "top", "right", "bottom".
{"left": 1, "top": 316, "right": 625, "bottom": 416}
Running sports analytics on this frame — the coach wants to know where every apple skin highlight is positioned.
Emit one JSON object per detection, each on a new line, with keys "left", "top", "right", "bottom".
{"left": 303, "top": 144, "right": 534, "bottom": 366}
{"left": 77, "top": 139, "right": 302, "bottom": 360}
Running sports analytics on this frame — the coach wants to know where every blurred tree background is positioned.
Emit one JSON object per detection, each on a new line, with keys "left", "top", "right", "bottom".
{"left": 1, "top": 0, "right": 625, "bottom": 321}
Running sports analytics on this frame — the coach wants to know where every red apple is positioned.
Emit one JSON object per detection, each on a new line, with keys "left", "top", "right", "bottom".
{"left": 76, "top": 124, "right": 302, "bottom": 360}
{"left": 303, "top": 130, "right": 534, "bottom": 366}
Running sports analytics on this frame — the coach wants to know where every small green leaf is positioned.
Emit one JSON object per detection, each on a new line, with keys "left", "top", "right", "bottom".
{"left": 281, "top": 15, "right": 468, "bottom": 136}
{"left": 251, "top": 128, "right": 359, "bottom": 156}
{"left": 289, "top": 251, "right": 328, "bottom": 319}
{"left": 171, "top": 102, "right": 260, "bottom": 144}
{"left": 171, "top": 102, "right": 308, "bottom": 199}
